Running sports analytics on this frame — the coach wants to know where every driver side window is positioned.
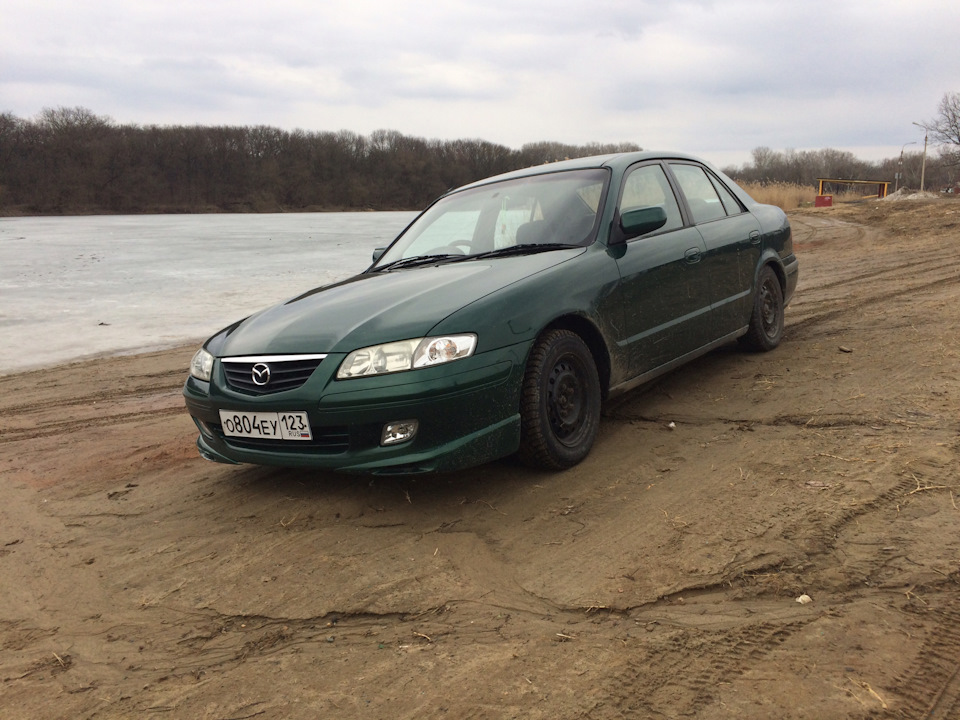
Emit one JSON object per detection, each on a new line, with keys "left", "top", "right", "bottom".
{"left": 620, "top": 165, "right": 683, "bottom": 235}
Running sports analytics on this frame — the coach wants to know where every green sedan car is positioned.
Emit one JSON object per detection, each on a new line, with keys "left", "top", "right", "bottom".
{"left": 184, "top": 151, "right": 797, "bottom": 474}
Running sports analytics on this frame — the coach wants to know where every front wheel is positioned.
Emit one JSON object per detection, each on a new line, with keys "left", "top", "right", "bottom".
{"left": 740, "top": 265, "right": 784, "bottom": 352}
{"left": 518, "top": 330, "right": 601, "bottom": 470}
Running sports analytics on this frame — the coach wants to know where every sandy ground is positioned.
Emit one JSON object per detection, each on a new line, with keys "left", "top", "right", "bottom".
{"left": 2, "top": 200, "right": 959, "bottom": 719}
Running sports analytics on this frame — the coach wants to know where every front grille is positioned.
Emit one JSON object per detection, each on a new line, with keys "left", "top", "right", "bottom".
{"left": 218, "top": 425, "right": 350, "bottom": 454}
{"left": 221, "top": 355, "right": 326, "bottom": 395}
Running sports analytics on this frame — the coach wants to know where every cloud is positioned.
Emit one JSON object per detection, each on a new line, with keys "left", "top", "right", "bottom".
{"left": 2, "top": 0, "right": 959, "bottom": 165}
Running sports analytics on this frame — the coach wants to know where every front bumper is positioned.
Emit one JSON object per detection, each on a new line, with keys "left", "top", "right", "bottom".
{"left": 183, "top": 343, "right": 528, "bottom": 473}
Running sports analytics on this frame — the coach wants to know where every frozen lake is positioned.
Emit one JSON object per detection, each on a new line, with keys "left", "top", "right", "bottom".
{"left": 0, "top": 212, "right": 417, "bottom": 374}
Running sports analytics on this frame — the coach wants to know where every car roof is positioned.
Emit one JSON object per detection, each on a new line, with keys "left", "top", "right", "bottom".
{"left": 452, "top": 150, "right": 714, "bottom": 193}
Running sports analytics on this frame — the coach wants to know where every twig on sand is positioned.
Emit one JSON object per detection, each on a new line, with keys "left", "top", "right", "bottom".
{"left": 816, "top": 452, "right": 875, "bottom": 463}
{"left": 904, "top": 586, "right": 928, "bottom": 605}
{"left": 841, "top": 677, "right": 888, "bottom": 709}
{"left": 477, "top": 499, "right": 506, "bottom": 515}
{"left": 907, "top": 474, "right": 949, "bottom": 495}
{"left": 856, "top": 679, "right": 888, "bottom": 709}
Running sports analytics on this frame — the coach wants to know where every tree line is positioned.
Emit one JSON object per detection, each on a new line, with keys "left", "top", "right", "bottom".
{"left": 727, "top": 146, "right": 956, "bottom": 194}
{"left": 1, "top": 104, "right": 957, "bottom": 215}
{"left": 0, "top": 107, "right": 641, "bottom": 214}
{"left": 730, "top": 92, "right": 960, "bottom": 193}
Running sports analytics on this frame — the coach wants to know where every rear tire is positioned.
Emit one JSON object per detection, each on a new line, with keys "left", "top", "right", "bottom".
{"left": 740, "top": 265, "right": 784, "bottom": 352}
{"left": 518, "top": 330, "right": 601, "bottom": 470}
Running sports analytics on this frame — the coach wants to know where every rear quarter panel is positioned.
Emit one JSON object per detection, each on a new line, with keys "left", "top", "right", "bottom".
{"left": 750, "top": 203, "right": 798, "bottom": 304}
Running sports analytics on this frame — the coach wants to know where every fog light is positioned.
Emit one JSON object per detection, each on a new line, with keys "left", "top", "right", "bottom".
{"left": 381, "top": 420, "right": 418, "bottom": 446}
{"left": 194, "top": 418, "right": 215, "bottom": 438}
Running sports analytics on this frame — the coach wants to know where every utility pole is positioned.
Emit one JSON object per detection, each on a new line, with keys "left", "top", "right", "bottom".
{"left": 912, "top": 122, "right": 928, "bottom": 193}
{"left": 896, "top": 141, "right": 916, "bottom": 192}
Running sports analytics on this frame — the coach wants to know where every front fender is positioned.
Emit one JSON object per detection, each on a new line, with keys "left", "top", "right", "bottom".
{"left": 428, "top": 246, "right": 622, "bottom": 355}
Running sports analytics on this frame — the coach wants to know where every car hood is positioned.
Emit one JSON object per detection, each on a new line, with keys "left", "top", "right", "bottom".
{"left": 213, "top": 250, "right": 583, "bottom": 356}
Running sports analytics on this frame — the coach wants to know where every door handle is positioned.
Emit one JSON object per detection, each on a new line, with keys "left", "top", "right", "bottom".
{"left": 684, "top": 247, "right": 702, "bottom": 264}
{"left": 749, "top": 230, "right": 761, "bottom": 245}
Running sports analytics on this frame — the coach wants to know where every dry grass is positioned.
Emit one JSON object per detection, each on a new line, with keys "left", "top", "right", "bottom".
{"left": 739, "top": 182, "right": 873, "bottom": 211}
{"left": 740, "top": 182, "right": 814, "bottom": 210}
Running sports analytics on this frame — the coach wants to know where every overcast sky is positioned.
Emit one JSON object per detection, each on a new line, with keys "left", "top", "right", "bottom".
{"left": 2, "top": 0, "right": 958, "bottom": 168}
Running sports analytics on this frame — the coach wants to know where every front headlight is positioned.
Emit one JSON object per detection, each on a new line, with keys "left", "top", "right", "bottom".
{"left": 337, "top": 334, "right": 477, "bottom": 379}
{"left": 190, "top": 348, "right": 215, "bottom": 381}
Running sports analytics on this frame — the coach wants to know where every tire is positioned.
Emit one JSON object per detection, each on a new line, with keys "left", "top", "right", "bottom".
{"left": 518, "top": 329, "right": 601, "bottom": 470}
{"left": 740, "top": 265, "right": 784, "bottom": 352}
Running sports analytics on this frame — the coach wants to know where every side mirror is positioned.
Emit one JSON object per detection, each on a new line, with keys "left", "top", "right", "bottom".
{"left": 372, "top": 247, "right": 386, "bottom": 262}
{"left": 617, "top": 206, "right": 668, "bottom": 242}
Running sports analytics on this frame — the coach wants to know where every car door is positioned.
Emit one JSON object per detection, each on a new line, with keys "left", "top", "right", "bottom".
{"left": 608, "top": 162, "right": 713, "bottom": 378}
{"left": 668, "top": 162, "right": 761, "bottom": 335}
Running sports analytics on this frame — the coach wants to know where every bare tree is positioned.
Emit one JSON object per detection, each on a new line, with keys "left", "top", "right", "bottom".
{"left": 928, "top": 91, "right": 960, "bottom": 165}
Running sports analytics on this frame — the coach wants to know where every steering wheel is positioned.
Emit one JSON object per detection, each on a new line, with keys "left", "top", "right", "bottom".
{"left": 435, "top": 240, "right": 473, "bottom": 255}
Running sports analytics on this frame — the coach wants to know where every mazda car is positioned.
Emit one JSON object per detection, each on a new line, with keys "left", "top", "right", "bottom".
{"left": 183, "top": 151, "right": 798, "bottom": 474}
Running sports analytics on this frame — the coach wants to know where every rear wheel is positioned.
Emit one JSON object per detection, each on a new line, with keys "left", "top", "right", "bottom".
{"left": 740, "top": 265, "right": 784, "bottom": 351}
{"left": 518, "top": 330, "right": 601, "bottom": 470}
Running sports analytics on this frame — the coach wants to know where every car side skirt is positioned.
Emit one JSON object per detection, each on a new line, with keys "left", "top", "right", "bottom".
{"left": 607, "top": 327, "right": 747, "bottom": 399}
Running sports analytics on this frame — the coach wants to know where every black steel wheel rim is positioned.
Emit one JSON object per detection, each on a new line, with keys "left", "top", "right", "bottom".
{"left": 759, "top": 278, "right": 780, "bottom": 338}
{"left": 547, "top": 354, "right": 587, "bottom": 445}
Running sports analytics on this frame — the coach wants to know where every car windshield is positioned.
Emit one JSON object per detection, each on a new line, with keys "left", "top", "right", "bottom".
{"left": 374, "top": 168, "right": 608, "bottom": 268}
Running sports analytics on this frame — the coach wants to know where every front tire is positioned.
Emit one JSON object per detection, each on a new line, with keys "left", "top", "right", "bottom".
{"left": 518, "top": 330, "right": 601, "bottom": 470}
{"left": 740, "top": 265, "right": 784, "bottom": 352}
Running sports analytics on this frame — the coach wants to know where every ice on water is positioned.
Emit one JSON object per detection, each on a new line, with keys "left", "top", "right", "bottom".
{"left": 0, "top": 212, "right": 416, "bottom": 374}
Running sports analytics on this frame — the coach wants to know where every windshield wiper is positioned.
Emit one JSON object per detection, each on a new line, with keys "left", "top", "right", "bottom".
{"left": 374, "top": 244, "right": 579, "bottom": 271}
{"left": 373, "top": 254, "right": 461, "bottom": 272}
{"left": 467, "top": 243, "right": 581, "bottom": 260}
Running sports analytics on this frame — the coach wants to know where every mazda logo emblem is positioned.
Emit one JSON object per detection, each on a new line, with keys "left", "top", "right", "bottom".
{"left": 251, "top": 363, "right": 271, "bottom": 386}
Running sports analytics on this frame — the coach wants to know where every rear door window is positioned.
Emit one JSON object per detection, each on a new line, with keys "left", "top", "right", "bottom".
{"left": 670, "top": 163, "right": 727, "bottom": 224}
{"left": 708, "top": 174, "right": 745, "bottom": 215}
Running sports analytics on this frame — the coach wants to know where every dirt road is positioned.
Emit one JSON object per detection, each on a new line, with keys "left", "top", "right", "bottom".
{"left": 2, "top": 200, "right": 959, "bottom": 719}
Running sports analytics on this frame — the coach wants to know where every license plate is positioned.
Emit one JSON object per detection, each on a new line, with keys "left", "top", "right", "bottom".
{"left": 219, "top": 410, "right": 313, "bottom": 441}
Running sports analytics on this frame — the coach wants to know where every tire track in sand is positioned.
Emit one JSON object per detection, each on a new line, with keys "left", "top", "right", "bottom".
{"left": 868, "top": 597, "right": 960, "bottom": 719}
{"left": 585, "top": 620, "right": 807, "bottom": 718}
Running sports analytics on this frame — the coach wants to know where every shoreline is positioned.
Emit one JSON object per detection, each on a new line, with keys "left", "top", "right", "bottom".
{"left": 0, "top": 340, "right": 203, "bottom": 379}
{"left": 0, "top": 342, "right": 201, "bottom": 383}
